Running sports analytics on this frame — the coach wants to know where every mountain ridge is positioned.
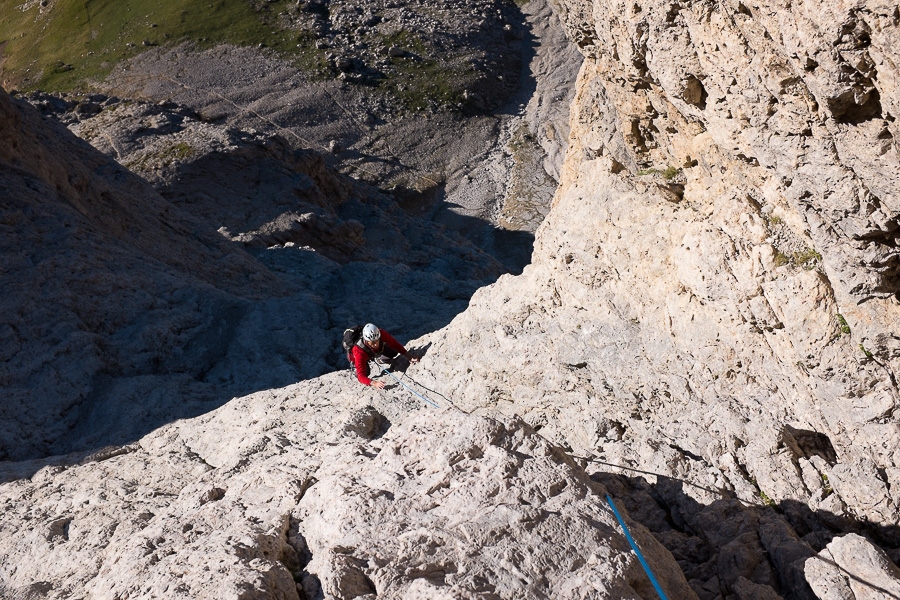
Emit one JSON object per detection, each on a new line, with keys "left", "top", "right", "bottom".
{"left": 3, "top": 0, "right": 900, "bottom": 597}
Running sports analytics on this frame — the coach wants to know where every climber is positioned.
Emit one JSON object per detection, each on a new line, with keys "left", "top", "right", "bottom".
{"left": 347, "top": 323, "right": 419, "bottom": 389}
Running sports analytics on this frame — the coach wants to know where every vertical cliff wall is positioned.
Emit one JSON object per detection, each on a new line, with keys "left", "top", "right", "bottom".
{"left": 418, "top": 0, "right": 900, "bottom": 594}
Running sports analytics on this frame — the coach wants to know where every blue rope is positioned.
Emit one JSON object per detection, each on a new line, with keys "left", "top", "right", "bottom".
{"left": 605, "top": 494, "right": 670, "bottom": 600}
{"left": 380, "top": 366, "right": 440, "bottom": 408}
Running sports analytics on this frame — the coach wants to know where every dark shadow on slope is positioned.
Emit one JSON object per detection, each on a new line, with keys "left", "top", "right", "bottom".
{"left": 487, "top": 227, "right": 536, "bottom": 275}
{"left": 591, "top": 468, "right": 900, "bottom": 600}
{"left": 0, "top": 140, "right": 530, "bottom": 471}
{"left": 0, "top": 1, "right": 550, "bottom": 471}
{"left": 389, "top": 180, "right": 536, "bottom": 275}
{"left": 428, "top": 192, "right": 536, "bottom": 276}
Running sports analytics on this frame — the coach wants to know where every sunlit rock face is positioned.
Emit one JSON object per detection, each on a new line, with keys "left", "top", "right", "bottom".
{"left": 0, "top": 375, "right": 698, "bottom": 600}
{"left": 4, "top": 0, "right": 900, "bottom": 598}
{"left": 415, "top": 0, "right": 900, "bottom": 597}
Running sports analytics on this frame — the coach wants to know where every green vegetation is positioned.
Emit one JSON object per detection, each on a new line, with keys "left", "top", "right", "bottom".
{"left": 0, "top": 0, "right": 327, "bottom": 91}
{"left": 859, "top": 343, "right": 874, "bottom": 359}
{"left": 821, "top": 473, "right": 833, "bottom": 497}
{"left": 835, "top": 314, "right": 851, "bottom": 335}
{"left": 774, "top": 250, "right": 790, "bottom": 267}
{"left": 382, "top": 57, "right": 466, "bottom": 111}
{"left": 162, "top": 141, "right": 194, "bottom": 164}
{"left": 378, "top": 31, "right": 467, "bottom": 110}
{"left": 382, "top": 29, "right": 428, "bottom": 57}
{"left": 751, "top": 478, "right": 777, "bottom": 507}
{"left": 773, "top": 247, "right": 822, "bottom": 270}
{"left": 758, "top": 489, "right": 776, "bottom": 507}
{"left": 0, "top": 0, "right": 477, "bottom": 110}
{"left": 635, "top": 166, "right": 681, "bottom": 180}
{"left": 793, "top": 248, "right": 822, "bottom": 269}
{"left": 123, "top": 141, "right": 195, "bottom": 172}
{"left": 662, "top": 165, "right": 680, "bottom": 180}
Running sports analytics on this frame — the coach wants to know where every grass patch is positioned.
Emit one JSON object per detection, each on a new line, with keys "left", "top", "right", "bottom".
{"left": 774, "top": 250, "right": 790, "bottom": 267}
{"left": 773, "top": 247, "right": 822, "bottom": 270}
{"left": 0, "top": 0, "right": 328, "bottom": 91}
{"left": 375, "top": 30, "right": 474, "bottom": 110}
{"left": 2, "top": 1, "right": 512, "bottom": 112}
{"left": 758, "top": 489, "right": 776, "bottom": 507}
{"left": 835, "top": 314, "right": 850, "bottom": 335}
{"left": 163, "top": 141, "right": 194, "bottom": 164}
{"left": 123, "top": 141, "right": 195, "bottom": 172}
{"left": 381, "top": 55, "right": 468, "bottom": 111}
{"left": 382, "top": 29, "right": 428, "bottom": 57}
{"left": 635, "top": 166, "right": 680, "bottom": 180}
{"left": 793, "top": 248, "right": 822, "bottom": 269}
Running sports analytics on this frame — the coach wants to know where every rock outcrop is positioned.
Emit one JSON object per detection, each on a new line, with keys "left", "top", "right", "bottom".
{"left": 805, "top": 533, "right": 900, "bottom": 599}
{"left": 0, "top": 86, "right": 501, "bottom": 462}
{"left": 0, "top": 375, "right": 697, "bottom": 599}
{"left": 4, "top": 0, "right": 900, "bottom": 597}
{"left": 0, "top": 86, "right": 282, "bottom": 462}
{"left": 413, "top": 0, "right": 900, "bottom": 597}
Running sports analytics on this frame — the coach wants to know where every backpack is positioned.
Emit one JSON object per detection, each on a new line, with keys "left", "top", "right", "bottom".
{"left": 342, "top": 325, "right": 365, "bottom": 363}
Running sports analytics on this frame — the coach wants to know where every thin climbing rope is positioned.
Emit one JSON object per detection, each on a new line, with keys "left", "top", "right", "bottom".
{"left": 378, "top": 365, "right": 440, "bottom": 408}
{"left": 605, "top": 494, "right": 671, "bottom": 600}
{"left": 377, "top": 366, "right": 669, "bottom": 600}
{"left": 399, "top": 372, "right": 453, "bottom": 404}
{"left": 373, "top": 361, "right": 672, "bottom": 600}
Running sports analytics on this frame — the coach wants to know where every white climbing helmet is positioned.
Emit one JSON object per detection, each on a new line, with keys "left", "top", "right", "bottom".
{"left": 362, "top": 323, "right": 380, "bottom": 343}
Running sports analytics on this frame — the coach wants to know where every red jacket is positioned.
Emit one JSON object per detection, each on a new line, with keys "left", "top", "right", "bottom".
{"left": 350, "top": 328, "right": 408, "bottom": 386}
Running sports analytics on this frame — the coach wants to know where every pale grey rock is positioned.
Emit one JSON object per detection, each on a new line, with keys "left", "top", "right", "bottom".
{"left": 829, "top": 460, "right": 896, "bottom": 524}
{"left": 805, "top": 553, "right": 856, "bottom": 600}
{"left": 406, "top": 0, "right": 900, "bottom": 594}
{"left": 0, "top": 373, "right": 698, "bottom": 599}
{"left": 5, "top": 0, "right": 900, "bottom": 596}
{"left": 805, "top": 533, "right": 900, "bottom": 600}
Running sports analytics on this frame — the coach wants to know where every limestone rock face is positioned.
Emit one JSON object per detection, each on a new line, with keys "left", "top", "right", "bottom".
{"left": 0, "top": 374, "right": 697, "bottom": 599}
{"left": 6, "top": 0, "right": 900, "bottom": 596}
{"left": 0, "top": 87, "right": 283, "bottom": 462}
{"left": 412, "top": 0, "right": 900, "bottom": 596}
{"left": 805, "top": 533, "right": 900, "bottom": 599}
